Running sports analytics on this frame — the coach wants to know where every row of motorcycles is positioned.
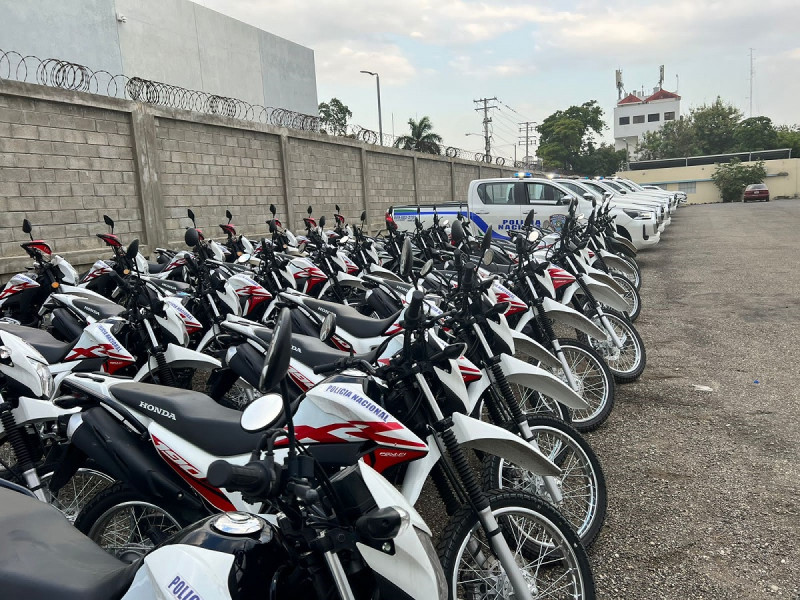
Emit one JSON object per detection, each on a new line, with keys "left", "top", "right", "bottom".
{"left": 0, "top": 195, "right": 665, "bottom": 599}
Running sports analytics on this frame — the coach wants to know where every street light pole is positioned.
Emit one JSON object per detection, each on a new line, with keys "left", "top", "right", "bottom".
{"left": 360, "top": 70, "right": 383, "bottom": 145}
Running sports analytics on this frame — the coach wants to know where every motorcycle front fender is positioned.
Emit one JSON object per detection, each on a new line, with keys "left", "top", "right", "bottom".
{"left": 583, "top": 264, "right": 627, "bottom": 296}
{"left": 597, "top": 250, "right": 636, "bottom": 278}
{"left": 508, "top": 329, "right": 561, "bottom": 370}
{"left": 401, "top": 413, "right": 560, "bottom": 505}
{"left": 540, "top": 296, "right": 607, "bottom": 339}
{"left": 582, "top": 276, "right": 630, "bottom": 312}
{"left": 134, "top": 344, "right": 221, "bottom": 381}
{"left": 611, "top": 235, "right": 638, "bottom": 256}
{"left": 498, "top": 353, "right": 588, "bottom": 410}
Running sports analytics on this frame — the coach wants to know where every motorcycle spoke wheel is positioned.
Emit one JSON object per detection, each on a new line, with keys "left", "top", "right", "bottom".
{"left": 88, "top": 501, "right": 181, "bottom": 562}
{"left": 438, "top": 491, "right": 594, "bottom": 599}
{"left": 589, "top": 309, "right": 646, "bottom": 383}
{"left": 545, "top": 340, "right": 615, "bottom": 432}
{"left": 482, "top": 417, "right": 607, "bottom": 548}
{"left": 39, "top": 468, "right": 114, "bottom": 523}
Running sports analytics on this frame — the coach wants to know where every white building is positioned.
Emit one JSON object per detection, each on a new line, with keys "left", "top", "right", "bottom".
{"left": 613, "top": 88, "right": 681, "bottom": 159}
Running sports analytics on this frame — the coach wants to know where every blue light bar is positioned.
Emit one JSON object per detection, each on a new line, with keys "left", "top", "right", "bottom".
{"left": 514, "top": 172, "right": 532, "bottom": 178}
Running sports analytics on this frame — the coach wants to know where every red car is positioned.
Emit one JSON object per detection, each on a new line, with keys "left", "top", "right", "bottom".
{"left": 743, "top": 183, "right": 769, "bottom": 202}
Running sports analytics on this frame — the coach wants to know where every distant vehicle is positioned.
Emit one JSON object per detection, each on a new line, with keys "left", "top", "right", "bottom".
{"left": 743, "top": 183, "right": 769, "bottom": 202}
{"left": 641, "top": 184, "right": 665, "bottom": 191}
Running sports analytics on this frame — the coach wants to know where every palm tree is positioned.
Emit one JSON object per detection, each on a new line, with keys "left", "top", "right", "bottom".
{"left": 393, "top": 116, "right": 443, "bottom": 154}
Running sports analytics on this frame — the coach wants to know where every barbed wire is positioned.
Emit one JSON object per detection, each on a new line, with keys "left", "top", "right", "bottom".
{"left": 0, "top": 48, "right": 538, "bottom": 168}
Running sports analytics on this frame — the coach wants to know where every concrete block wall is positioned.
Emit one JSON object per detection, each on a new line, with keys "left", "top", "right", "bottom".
{"left": 0, "top": 91, "right": 143, "bottom": 273}
{"left": 417, "top": 158, "right": 452, "bottom": 205}
{"left": 287, "top": 138, "right": 364, "bottom": 231}
{"left": 154, "top": 117, "right": 285, "bottom": 245}
{"left": 365, "top": 151, "right": 416, "bottom": 226}
{"left": 0, "top": 79, "right": 515, "bottom": 277}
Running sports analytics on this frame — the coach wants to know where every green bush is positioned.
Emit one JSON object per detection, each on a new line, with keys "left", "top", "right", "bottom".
{"left": 711, "top": 159, "right": 767, "bottom": 203}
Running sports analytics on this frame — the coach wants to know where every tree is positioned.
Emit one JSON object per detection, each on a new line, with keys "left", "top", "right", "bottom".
{"left": 536, "top": 100, "right": 605, "bottom": 170}
{"left": 574, "top": 144, "right": 628, "bottom": 177}
{"left": 776, "top": 125, "right": 800, "bottom": 157}
{"left": 711, "top": 159, "right": 767, "bottom": 202}
{"left": 638, "top": 116, "right": 698, "bottom": 160}
{"left": 733, "top": 116, "right": 778, "bottom": 151}
{"left": 690, "top": 97, "right": 742, "bottom": 155}
{"left": 318, "top": 98, "right": 352, "bottom": 136}
{"left": 393, "top": 116, "right": 443, "bottom": 154}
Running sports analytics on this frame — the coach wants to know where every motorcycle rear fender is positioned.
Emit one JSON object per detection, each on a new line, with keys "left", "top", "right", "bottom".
{"left": 401, "top": 413, "right": 560, "bottom": 505}
{"left": 498, "top": 353, "right": 588, "bottom": 410}
{"left": 540, "top": 296, "right": 607, "bottom": 339}
{"left": 508, "top": 329, "right": 560, "bottom": 370}
{"left": 134, "top": 344, "right": 221, "bottom": 381}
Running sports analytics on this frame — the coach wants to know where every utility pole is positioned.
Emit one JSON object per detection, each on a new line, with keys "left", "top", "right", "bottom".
{"left": 473, "top": 97, "right": 497, "bottom": 159}
{"left": 749, "top": 48, "right": 754, "bottom": 118}
{"left": 518, "top": 121, "right": 536, "bottom": 167}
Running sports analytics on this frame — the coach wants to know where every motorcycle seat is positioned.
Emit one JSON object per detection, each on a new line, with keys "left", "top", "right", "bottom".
{"left": 0, "top": 323, "right": 75, "bottom": 364}
{"left": 0, "top": 486, "right": 137, "bottom": 600}
{"left": 111, "top": 382, "right": 262, "bottom": 456}
{"left": 71, "top": 297, "right": 125, "bottom": 320}
{"left": 253, "top": 328, "right": 379, "bottom": 368}
{"left": 148, "top": 261, "right": 167, "bottom": 274}
{"left": 303, "top": 297, "right": 400, "bottom": 338}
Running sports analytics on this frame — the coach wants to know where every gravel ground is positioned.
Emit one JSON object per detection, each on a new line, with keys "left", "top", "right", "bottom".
{"left": 587, "top": 200, "right": 800, "bottom": 599}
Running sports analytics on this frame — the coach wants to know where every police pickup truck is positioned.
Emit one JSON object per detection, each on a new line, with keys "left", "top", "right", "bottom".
{"left": 391, "top": 173, "right": 662, "bottom": 249}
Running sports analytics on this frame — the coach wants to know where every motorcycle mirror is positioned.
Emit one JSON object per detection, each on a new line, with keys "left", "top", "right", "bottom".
{"left": 236, "top": 253, "right": 251, "bottom": 263}
{"left": 22, "top": 218, "right": 32, "bottom": 239}
{"left": 259, "top": 308, "right": 292, "bottom": 392}
{"left": 307, "top": 206, "right": 313, "bottom": 215}
{"left": 319, "top": 312, "right": 337, "bottom": 343}
{"left": 400, "top": 238, "right": 413, "bottom": 278}
{"left": 360, "top": 211, "right": 367, "bottom": 223}
{"left": 481, "top": 228, "right": 493, "bottom": 253}
{"left": 270, "top": 204, "right": 277, "bottom": 216}
{"left": 338, "top": 235, "right": 350, "bottom": 245}
{"left": 103, "top": 214, "right": 115, "bottom": 233}
{"left": 319, "top": 215, "right": 326, "bottom": 228}
{"left": 527, "top": 230, "right": 541, "bottom": 242}
{"left": 523, "top": 209, "right": 535, "bottom": 229}
{"left": 483, "top": 248, "right": 494, "bottom": 265}
{"left": 335, "top": 204, "right": 341, "bottom": 213}
{"left": 269, "top": 220, "right": 278, "bottom": 233}
{"left": 126, "top": 238, "right": 139, "bottom": 262}
{"left": 451, "top": 219, "right": 465, "bottom": 245}
{"left": 240, "top": 393, "right": 284, "bottom": 432}
{"left": 298, "top": 241, "right": 307, "bottom": 253}
{"left": 226, "top": 209, "right": 232, "bottom": 223}
{"left": 184, "top": 227, "right": 200, "bottom": 248}
{"left": 187, "top": 209, "right": 196, "bottom": 227}
{"left": 420, "top": 258, "right": 433, "bottom": 277}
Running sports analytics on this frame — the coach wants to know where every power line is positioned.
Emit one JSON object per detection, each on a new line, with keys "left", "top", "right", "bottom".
{"left": 498, "top": 99, "right": 533, "bottom": 122}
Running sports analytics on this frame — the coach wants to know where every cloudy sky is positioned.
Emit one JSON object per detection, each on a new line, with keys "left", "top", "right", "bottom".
{"left": 194, "top": 0, "right": 800, "bottom": 160}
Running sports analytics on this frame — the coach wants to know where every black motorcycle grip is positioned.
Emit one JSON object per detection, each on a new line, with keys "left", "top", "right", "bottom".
{"left": 405, "top": 290, "right": 424, "bottom": 322}
{"left": 207, "top": 460, "right": 267, "bottom": 494}
{"left": 312, "top": 358, "right": 346, "bottom": 374}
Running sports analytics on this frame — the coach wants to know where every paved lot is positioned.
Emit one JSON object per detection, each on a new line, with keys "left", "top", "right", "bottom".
{"left": 588, "top": 200, "right": 800, "bottom": 598}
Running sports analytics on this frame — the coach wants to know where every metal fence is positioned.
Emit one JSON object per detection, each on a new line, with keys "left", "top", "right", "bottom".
{"left": 0, "top": 48, "right": 534, "bottom": 167}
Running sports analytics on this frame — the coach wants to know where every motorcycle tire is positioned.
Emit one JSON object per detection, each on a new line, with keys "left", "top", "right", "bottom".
{"left": 585, "top": 308, "right": 646, "bottom": 384}
{"left": 610, "top": 273, "right": 641, "bottom": 322}
{"left": 481, "top": 415, "right": 607, "bottom": 549}
{"left": 437, "top": 489, "right": 595, "bottom": 600}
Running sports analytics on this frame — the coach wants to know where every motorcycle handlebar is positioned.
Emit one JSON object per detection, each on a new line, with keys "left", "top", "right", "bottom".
{"left": 207, "top": 460, "right": 273, "bottom": 497}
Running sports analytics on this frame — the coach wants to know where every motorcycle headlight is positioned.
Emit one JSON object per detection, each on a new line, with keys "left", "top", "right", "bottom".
{"left": 33, "top": 359, "right": 54, "bottom": 399}
{"left": 416, "top": 528, "right": 448, "bottom": 600}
